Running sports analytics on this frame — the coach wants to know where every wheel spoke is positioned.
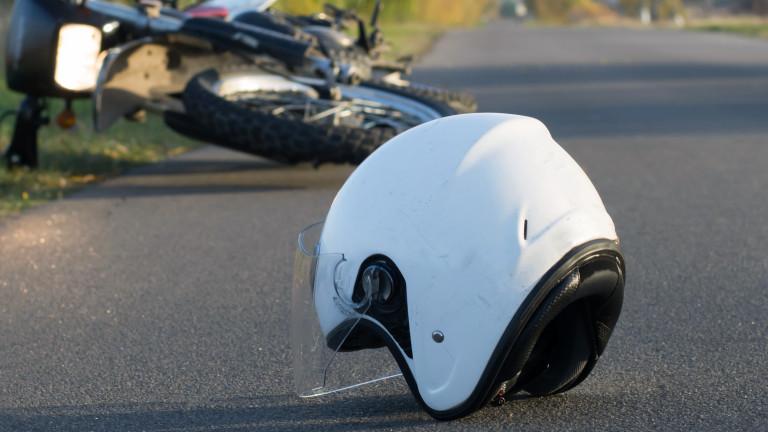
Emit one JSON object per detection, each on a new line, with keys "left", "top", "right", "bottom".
{"left": 223, "top": 88, "right": 427, "bottom": 133}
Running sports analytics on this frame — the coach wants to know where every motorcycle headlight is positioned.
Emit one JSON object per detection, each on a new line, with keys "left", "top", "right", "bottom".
{"left": 54, "top": 24, "right": 103, "bottom": 92}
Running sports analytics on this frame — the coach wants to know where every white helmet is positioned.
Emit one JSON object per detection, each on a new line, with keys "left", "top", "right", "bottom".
{"left": 291, "top": 113, "right": 625, "bottom": 420}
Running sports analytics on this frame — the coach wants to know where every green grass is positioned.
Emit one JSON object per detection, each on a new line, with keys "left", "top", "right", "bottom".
{"left": 380, "top": 22, "right": 448, "bottom": 61}
{"left": 688, "top": 18, "right": 768, "bottom": 39}
{"left": 0, "top": 76, "right": 196, "bottom": 219}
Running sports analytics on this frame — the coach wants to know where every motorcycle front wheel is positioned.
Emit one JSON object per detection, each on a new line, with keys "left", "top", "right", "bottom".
{"left": 176, "top": 66, "right": 459, "bottom": 165}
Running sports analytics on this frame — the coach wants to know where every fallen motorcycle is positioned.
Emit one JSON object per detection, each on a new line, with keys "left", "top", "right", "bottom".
{"left": 3, "top": 0, "right": 477, "bottom": 168}
{"left": 185, "top": 0, "right": 478, "bottom": 113}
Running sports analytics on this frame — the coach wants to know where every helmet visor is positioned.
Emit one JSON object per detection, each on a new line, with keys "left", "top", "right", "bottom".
{"left": 291, "top": 222, "right": 403, "bottom": 398}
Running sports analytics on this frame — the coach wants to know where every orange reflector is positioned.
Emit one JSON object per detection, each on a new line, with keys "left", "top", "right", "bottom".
{"left": 57, "top": 108, "right": 77, "bottom": 130}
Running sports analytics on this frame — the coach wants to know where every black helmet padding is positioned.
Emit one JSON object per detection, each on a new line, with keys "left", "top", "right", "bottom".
{"left": 496, "top": 254, "right": 625, "bottom": 398}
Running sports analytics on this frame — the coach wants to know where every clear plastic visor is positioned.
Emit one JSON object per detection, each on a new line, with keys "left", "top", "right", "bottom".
{"left": 291, "top": 222, "right": 402, "bottom": 398}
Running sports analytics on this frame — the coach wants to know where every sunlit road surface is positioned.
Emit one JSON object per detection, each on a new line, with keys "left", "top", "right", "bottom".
{"left": 1, "top": 22, "right": 767, "bottom": 431}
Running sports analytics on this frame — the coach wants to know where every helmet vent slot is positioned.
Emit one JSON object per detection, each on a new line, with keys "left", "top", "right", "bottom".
{"left": 523, "top": 219, "right": 529, "bottom": 240}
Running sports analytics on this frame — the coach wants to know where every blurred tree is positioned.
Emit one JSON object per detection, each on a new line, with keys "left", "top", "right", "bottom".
{"left": 656, "top": 0, "right": 685, "bottom": 18}
{"left": 618, "top": 0, "right": 685, "bottom": 20}
{"left": 277, "top": 0, "right": 497, "bottom": 25}
{"left": 532, "top": 0, "right": 617, "bottom": 22}
{"left": 531, "top": 0, "right": 573, "bottom": 22}
{"left": 619, "top": 0, "right": 643, "bottom": 16}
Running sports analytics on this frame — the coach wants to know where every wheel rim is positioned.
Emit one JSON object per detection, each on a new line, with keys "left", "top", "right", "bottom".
{"left": 213, "top": 73, "right": 443, "bottom": 134}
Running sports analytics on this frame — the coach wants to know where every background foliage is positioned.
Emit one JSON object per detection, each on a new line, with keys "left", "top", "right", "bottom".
{"left": 276, "top": 0, "right": 498, "bottom": 26}
{"left": 531, "top": 0, "right": 630, "bottom": 23}
{"left": 616, "top": 0, "right": 685, "bottom": 19}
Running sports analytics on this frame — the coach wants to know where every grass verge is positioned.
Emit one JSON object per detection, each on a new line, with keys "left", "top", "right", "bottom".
{"left": 379, "top": 22, "right": 448, "bottom": 61}
{"left": 687, "top": 17, "right": 768, "bottom": 39}
{"left": 0, "top": 87, "right": 196, "bottom": 219}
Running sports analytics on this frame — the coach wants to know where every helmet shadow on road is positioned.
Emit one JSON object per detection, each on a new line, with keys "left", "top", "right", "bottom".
{"left": 0, "top": 390, "right": 655, "bottom": 431}
{"left": 0, "top": 394, "right": 429, "bottom": 431}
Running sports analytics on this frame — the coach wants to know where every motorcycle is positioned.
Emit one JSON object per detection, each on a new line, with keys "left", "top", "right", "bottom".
{"left": 3, "top": 0, "right": 476, "bottom": 168}
{"left": 185, "top": 0, "right": 477, "bottom": 113}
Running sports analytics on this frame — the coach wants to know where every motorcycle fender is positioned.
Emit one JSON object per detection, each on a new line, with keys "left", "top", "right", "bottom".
{"left": 93, "top": 38, "right": 245, "bottom": 131}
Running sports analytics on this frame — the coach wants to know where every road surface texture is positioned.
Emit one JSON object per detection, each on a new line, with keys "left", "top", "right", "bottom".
{"left": 1, "top": 23, "right": 767, "bottom": 431}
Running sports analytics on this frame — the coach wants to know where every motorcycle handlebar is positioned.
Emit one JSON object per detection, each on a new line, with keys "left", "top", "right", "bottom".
{"left": 84, "top": 0, "right": 314, "bottom": 67}
{"left": 182, "top": 18, "right": 315, "bottom": 67}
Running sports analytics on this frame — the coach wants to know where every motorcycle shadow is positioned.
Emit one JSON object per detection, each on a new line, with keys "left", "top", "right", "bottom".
{"left": 67, "top": 146, "right": 355, "bottom": 201}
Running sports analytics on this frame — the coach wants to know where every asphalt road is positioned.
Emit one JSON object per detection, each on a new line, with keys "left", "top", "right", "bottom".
{"left": 1, "top": 23, "right": 768, "bottom": 431}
